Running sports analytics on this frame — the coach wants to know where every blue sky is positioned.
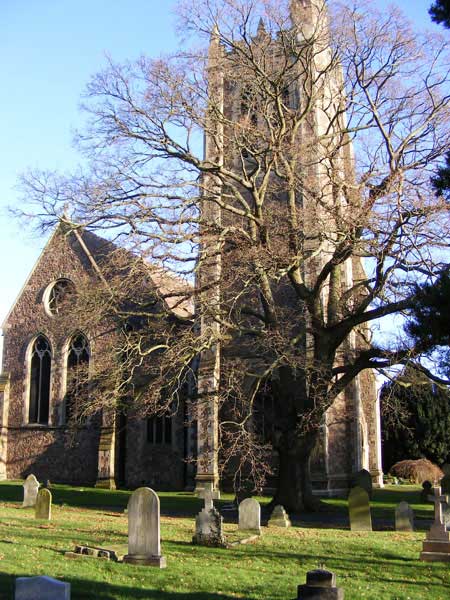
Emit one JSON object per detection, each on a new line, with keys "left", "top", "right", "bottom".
{"left": 0, "top": 0, "right": 443, "bottom": 359}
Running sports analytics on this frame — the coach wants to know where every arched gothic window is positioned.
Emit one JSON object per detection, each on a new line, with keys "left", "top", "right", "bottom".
{"left": 28, "top": 336, "right": 52, "bottom": 424}
{"left": 45, "top": 279, "right": 76, "bottom": 316}
{"left": 65, "top": 333, "right": 90, "bottom": 423}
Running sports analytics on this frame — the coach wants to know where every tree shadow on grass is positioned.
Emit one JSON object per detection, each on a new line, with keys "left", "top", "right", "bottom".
{"left": 0, "top": 571, "right": 248, "bottom": 600}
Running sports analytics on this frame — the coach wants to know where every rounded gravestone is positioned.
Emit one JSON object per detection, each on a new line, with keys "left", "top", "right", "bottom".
{"left": 352, "top": 469, "right": 373, "bottom": 499}
{"left": 238, "top": 498, "right": 261, "bottom": 534}
{"left": 348, "top": 486, "right": 372, "bottom": 531}
{"left": 22, "top": 474, "right": 40, "bottom": 508}
{"left": 35, "top": 488, "right": 52, "bottom": 521}
{"left": 123, "top": 487, "right": 166, "bottom": 567}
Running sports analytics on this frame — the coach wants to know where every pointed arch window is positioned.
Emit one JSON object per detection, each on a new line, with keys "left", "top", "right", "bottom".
{"left": 65, "top": 333, "right": 90, "bottom": 423}
{"left": 29, "top": 336, "right": 52, "bottom": 424}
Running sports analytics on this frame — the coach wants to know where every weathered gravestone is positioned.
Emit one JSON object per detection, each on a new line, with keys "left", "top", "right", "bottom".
{"left": 348, "top": 486, "right": 372, "bottom": 531}
{"left": 35, "top": 488, "right": 52, "bottom": 520}
{"left": 238, "top": 498, "right": 261, "bottom": 534}
{"left": 22, "top": 474, "right": 40, "bottom": 508}
{"left": 15, "top": 576, "right": 70, "bottom": 600}
{"left": 123, "top": 487, "right": 166, "bottom": 567}
{"left": 297, "top": 569, "right": 344, "bottom": 600}
{"left": 395, "top": 501, "right": 414, "bottom": 531}
{"left": 441, "top": 473, "right": 450, "bottom": 495}
{"left": 268, "top": 504, "right": 291, "bottom": 528}
{"left": 352, "top": 469, "right": 372, "bottom": 499}
{"left": 420, "top": 480, "right": 432, "bottom": 503}
{"left": 192, "top": 489, "right": 226, "bottom": 547}
{"left": 420, "top": 486, "right": 450, "bottom": 562}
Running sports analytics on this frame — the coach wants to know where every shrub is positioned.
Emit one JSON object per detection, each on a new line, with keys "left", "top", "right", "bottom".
{"left": 389, "top": 459, "right": 443, "bottom": 484}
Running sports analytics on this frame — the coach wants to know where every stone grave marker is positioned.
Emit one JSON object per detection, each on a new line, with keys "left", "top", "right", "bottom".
{"left": 15, "top": 576, "right": 70, "bottom": 600}
{"left": 238, "top": 498, "right": 261, "bottom": 534}
{"left": 352, "top": 468, "right": 373, "bottom": 498}
{"left": 22, "top": 474, "right": 40, "bottom": 508}
{"left": 441, "top": 473, "right": 450, "bottom": 495}
{"left": 395, "top": 501, "right": 414, "bottom": 531}
{"left": 420, "top": 480, "right": 433, "bottom": 503}
{"left": 123, "top": 487, "right": 166, "bottom": 567}
{"left": 348, "top": 486, "right": 372, "bottom": 531}
{"left": 192, "top": 488, "right": 226, "bottom": 547}
{"left": 420, "top": 486, "right": 450, "bottom": 561}
{"left": 297, "top": 569, "right": 344, "bottom": 599}
{"left": 268, "top": 504, "right": 291, "bottom": 528}
{"left": 35, "top": 488, "right": 52, "bottom": 520}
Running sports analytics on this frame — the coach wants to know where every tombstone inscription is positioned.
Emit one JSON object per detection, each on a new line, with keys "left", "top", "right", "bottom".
{"left": 123, "top": 487, "right": 166, "bottom": 567}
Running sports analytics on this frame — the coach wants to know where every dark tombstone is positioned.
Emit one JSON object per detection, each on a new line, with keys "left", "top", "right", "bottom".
{"left": 421, "top": 480, "right": 433, "bottom": 503}
{"left": 352, "top": 469, "right": 372, "bottom": 499}
{"left": 297, "top": 569, "right": 344, "bottom": 599}
{"left": 441, "top": 473, "right": 450, "bottom": 495}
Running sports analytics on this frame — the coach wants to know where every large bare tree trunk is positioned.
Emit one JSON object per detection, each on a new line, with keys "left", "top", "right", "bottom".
{"left": 272, "top": 432, "right": 319, "bottom": 512}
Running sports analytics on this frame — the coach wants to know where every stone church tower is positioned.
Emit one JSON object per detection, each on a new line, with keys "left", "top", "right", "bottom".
{"left": 194, "top": 0, "right": 383, "bottom": 497}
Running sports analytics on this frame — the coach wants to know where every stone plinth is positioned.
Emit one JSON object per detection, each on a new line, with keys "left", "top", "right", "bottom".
{"left": 268, "top": 505, "right": 291, "bottom": 528}
{"left": 420, "top": 486, "right": 450, "bottom": 562}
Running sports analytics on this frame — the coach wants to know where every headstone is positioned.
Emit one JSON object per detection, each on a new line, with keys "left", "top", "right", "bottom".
{"left": 35, "top": 488, "right": 52, "bottom": 520}
{"left": 297, "top": 569, "right": 344, "bottom": 599}
{"left": 267, "top": 504, "right": 291, "bottom": 527}
{"left": 420, "top": 480, "right": 432, "bottom": 503}
{"left": 15, "top": 576, "right": 70, "bottom": 600}
{"left": 192, "top": 489, "right": 226, "bottom": 547}
{"left": 238, "top": 498, "right": 261, "bottom": 534}
{"left": 420, "top": 486, "right": 450, "bottom": 562}
{"left": 352, "top": 469, "right": 373, "bottom": 499}
{"left": 348, "top": 486, "right": 372, "bottom": 531}
{"left": 441, "top": 473, "right": 450, "bottom": 495}
{"left": 123, "top": 487, "right": 166, "bottom": 567}
{"left": 22, "top": 474, "right": 40, "bottom": 508}
{"left": 395, "top": 501, "right": 414, "bottom": 531}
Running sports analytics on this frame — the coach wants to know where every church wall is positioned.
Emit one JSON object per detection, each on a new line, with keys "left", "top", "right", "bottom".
{"left": 1, "top": 230, "right": 103, "bottom": 484}
{"left": 125, "top": 410, "right": 186, "bottom": 490}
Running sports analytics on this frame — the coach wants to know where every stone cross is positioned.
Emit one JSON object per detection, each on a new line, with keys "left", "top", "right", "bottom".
{"left": 238, "top": 498, "right": 261, "bottom": 534}
{"left": 428, "top": 486, "right": 448, "bottom": 527}
{"left": 15, "top": 576, "right": 70, "bottom": 600}
{"left": 203, "top": 487, "right": 214, "bottom": 512}
{"left": 35, "top": 488, "right": 52, "bottom": 520}
{"left": 123, "top": 487, "right": 166, "bottom": 568}
{"left": 22, "top": 474, "right": 40, "bottom": 508}
{"left": 192, "top": 491, "right": 226, "bottom": 547}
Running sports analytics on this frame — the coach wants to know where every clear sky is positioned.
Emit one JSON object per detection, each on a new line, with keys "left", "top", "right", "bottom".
{"left": 0, "top": 0, "right": 443, "bottom": 361}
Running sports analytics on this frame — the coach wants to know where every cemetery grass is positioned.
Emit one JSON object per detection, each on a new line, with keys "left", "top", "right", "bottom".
{"left": 0, "top": 484, "right": 448, "bottom": 599}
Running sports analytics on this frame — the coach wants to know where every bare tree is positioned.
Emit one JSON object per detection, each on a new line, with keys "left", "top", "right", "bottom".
{"left": 22, "top": 0, "right": 450, "bottom": 510}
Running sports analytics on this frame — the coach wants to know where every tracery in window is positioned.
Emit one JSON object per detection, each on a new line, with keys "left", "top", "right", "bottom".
{"left": 46, "top": 279, "right": 76, "bottom": 316}
{"left": 29, "top": 335, "right": 52, "bottom": 424}
{"left": 65, "top": 333, "right": 90, "bottom": 423}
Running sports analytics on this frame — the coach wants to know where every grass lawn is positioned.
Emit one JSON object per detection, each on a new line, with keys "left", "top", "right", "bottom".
{"left": 0, "top": 482, "right": 448, "bottom": 599}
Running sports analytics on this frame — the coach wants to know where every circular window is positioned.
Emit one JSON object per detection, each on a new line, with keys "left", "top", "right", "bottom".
{"left": 44, "top": 279, "right": 76, "bottom": 316}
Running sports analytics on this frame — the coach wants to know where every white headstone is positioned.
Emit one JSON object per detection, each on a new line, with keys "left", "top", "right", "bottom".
{"left": 15, "top": 576, "right": 70, "bottom": 600}
{"left": 22, "top": 474, "right": 40, "bottom": 508}
{"left": 123, "top": 487, "right": 166, "bottom": 567}
{"left": 238, "top": 498, "right": 261, "bottom": 534}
